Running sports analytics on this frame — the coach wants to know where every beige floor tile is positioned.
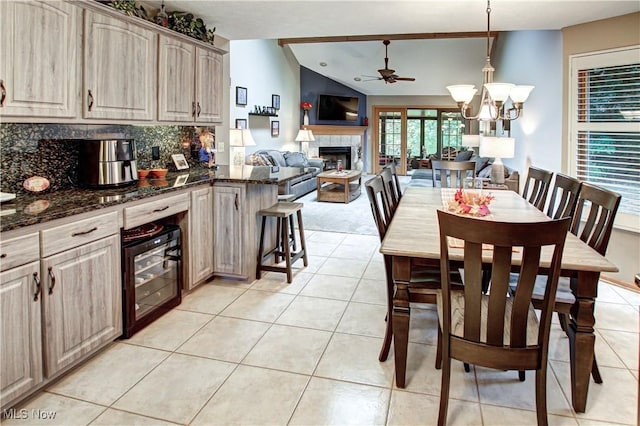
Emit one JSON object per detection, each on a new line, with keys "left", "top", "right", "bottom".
{"left": 243, "top": 324, "right": 331, "bottom": 374}
{"left": 610, "top": 284, "right": 640, "bottom": 306}
{"left": 191, "top": 365, "right": 309, "bottom": 425}
{"left": 299, "top": 273, "right": 360, "bottom": 300}
{"left": 594, "top": 301, "right": 639, "bottom": 333}
{"left": 341, "top": 234, "right": 381, "bottom": 247}
{"left": 90, "top": 408, "right": 180, "bottom": 425}
{"left": 315, "top": 333, "right": 394, "bottom": 387}
{"left": 387, "top": 390, "right": 482, "bottom": 426}
{"left": 337, "top": 302, "right": 388, "bottom": 338}
{"left": 276, "top": 295, "right": 347, "bottom": 330}
{"left": 595, "top": 283, "right": 629, "bottom": 304}
{"left": 208, "top": 277, "right": 253, "bottom": 289}
{"left": 178, "top": 283, "right": 246, "bottom": 314}
{"left": 250, "top": 270, "right": 313, "bottom": 294}
{"left": 481, "top": 404, "right": 579, "bottom": 425}
{"left": 331, "top": 243, "right": 377, "bottom": 261}
{"left": 370, "top": 252, "right": 384, "bottom": 263}
{"left": 307, "top": 231, "right": 347, "bottom": 244}
{"left": 125, "top": 309, "right": 213, "bottom": 351}
{"left": 351, "top": 277, "right": 387, "bottom": 305}
{"left": 363, "top": 260, "right": 386, "bottom": 280}
{"left": 176, "top": 316, "right": 270, "bottom": 362}
{"left": 219, "top": 289, "right": 294, "bottom": 322}
{"left": 399, "top": 343, "right": 479, "bottom": 402}
{"left": 475, "top": 365, "right": 573, "bottom": 417}
{"left": 305, "top": 240, "right": 340, "bottom": 257}
{"left": 408, "top": 307, "right": 440, "bottom": 345}
{"left": 551, "top": 360, "right": 638, "bottom": 425}
{"left": 548, "top": 328, "right": 627, "bottom": 369}
{"left": 113, "top": 353, "right": 234, "bottom": 425}
{"left": 317, "top": 258, "right": 369, "bottom": 278}
{"left": 290, "top": 377, "right": 390, "bottom": 425}
{"left": 2, "top": 392, "right": 105, "bottom": 426}
{"left": 294, "top": 254, "right": 327, "bottom": 273}
{"left": 47, "top": 343, "right": 169, "bottom": 406}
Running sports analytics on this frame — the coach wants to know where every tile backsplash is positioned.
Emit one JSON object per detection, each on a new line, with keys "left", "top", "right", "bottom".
{"left": 0, "top": 123, "right": 212, "bottom": 193}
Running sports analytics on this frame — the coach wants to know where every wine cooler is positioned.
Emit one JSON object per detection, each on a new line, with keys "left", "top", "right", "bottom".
{"left": 121, "top": 224, "right": 182, "bottom": 338}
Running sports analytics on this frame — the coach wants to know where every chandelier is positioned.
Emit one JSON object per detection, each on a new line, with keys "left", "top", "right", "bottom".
{"left": 446, "top": 0, "right": 534, "bottom": 123}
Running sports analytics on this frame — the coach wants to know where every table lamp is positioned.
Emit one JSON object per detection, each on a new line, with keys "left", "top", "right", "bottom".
{"left": 295, "top": 128, "right": 315, "bottom": 157}
{"left": 229, "top": 128, "right": 256, "bottom": 166}
{"left": 479, "top": 136, "right": 515, "bottom": 184}
{"left": 462, "top": 134, "right": 481, "bottom": 154}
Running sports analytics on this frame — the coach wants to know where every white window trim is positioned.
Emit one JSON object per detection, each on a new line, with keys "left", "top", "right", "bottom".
{"left": 568, "top": 45, "right": 640, "bottom": 233}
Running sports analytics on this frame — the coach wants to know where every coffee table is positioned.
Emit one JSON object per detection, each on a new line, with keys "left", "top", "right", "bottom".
{"left": 316, "top": 170, "right": 362, "bottom": 203}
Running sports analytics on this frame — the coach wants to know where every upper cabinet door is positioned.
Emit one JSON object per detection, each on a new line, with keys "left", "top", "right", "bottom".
{"left": 158, "top": 35, "right": 196, "bottom": 122}
{"left": 0, "top": 1, "right": 80, "bottom": 118}
{"left": 83, "top": 11, "right": 156, "bottom": 120}
{"left": 195, "top": 48, "right": 223, "bottom": 123}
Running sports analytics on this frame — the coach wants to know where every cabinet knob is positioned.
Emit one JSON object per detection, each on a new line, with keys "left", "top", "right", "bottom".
{"left": 153, "top": 206, "right": 169, "bottom": 213}
{"left": 88, "top": 90, "right": 94, "bottom": 111}
{"left": 47, "top": 266, "right": 56, "bottom": 295}
{"left": 0, "top": 79, "right": 6, "bottom": 107}
{"left": 234, "top": 193, "right": 239, "bottom": 210}
{"left": 33, "top": 272, "right": 41, "bottom": 301}
{"left": 197, "top": 102, "right": 201, "bottom": 117}
{"left": 71, "top": 227, "right": 98, "bottom": 237}
{"left": 192, "top": 101, "right": 196, "bottom": 118}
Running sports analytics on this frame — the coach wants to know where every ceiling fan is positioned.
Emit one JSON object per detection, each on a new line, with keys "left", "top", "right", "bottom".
{"left": 365, "top": 40, "right": 416, "bottom": 84}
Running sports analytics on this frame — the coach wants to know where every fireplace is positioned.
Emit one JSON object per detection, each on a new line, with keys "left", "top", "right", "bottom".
{"left": 319, "top": 146, "right": 351, "bottom": 170}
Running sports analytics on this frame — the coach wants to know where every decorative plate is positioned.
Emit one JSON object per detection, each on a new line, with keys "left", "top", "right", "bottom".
{"left": 122, "top": 223, "right": 164, "bottom": 242}
{"left": 24, "top": 200, "right": 50, "bottom": 215}
{"left": 23, "top": 176, "right": 50, "bottom": 192}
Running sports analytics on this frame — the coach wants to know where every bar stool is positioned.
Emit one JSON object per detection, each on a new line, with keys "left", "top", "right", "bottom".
{"left": 277, "top": 194, "right": 297, "bottom": 257}
{"left": 257, "top": 201, "right": 308, "bottom": 283}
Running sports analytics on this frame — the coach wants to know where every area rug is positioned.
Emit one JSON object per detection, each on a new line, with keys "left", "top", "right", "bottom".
{"left": 297, "top": 174, "right": 411, "bottom": 236}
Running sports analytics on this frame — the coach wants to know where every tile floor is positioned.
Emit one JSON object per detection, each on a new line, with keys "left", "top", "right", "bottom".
{"left": 4, "top": 230, "right": 639, "bottom": 425}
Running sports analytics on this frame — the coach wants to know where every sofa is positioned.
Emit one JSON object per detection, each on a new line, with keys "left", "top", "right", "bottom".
{"left": 246, "top": 150, "right": 324, "bottom": 199}
{"left": 410, "top": 149, "right": 520, "bottom": 192}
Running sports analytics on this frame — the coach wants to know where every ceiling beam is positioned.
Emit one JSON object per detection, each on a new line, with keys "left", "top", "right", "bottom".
{"left": 278, "top": 31, "right": 498, "bottom": 46}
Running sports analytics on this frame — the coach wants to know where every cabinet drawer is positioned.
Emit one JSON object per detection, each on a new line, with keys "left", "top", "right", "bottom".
{"left": 41, "top": 211, "right": 118, "bottom": 258}
{"left": 0, "top": 233, "right": 40, "bottom": 272}
{"left": 123, "top": 192, "right": 189, "bottom": 229}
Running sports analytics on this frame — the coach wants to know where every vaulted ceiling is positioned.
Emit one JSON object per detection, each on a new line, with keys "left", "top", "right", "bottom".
{"left": 150, "top": 1, "right": 640, "bottom": 95}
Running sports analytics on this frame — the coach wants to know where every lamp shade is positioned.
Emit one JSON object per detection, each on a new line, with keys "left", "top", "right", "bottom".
{"left": 294, "top": 129, "right": 315, "bottom": 142}
{"left": 484, "top": 82, "right": 515, "bottom": 102}
{"left": 479, "top": 136, "right": 515, "bottom": 159}
{"left": 446, "top": 85, "right": 477, "bottom": 104}
{"left": 229, "top": 128, "right": 256, "bottom": 147}
{"left": 510, "top": 85, "right": 535, "bottom": 103}
{"left": 461, "top": 134, "right": 481, "bottom": 148}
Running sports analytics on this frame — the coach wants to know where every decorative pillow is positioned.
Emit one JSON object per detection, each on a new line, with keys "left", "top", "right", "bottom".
{"left": 248, "top": 153, "right": 267, "bottom": 166}
{"left": 455, "top": 150, "right": 473, "bottom": 161}
{"left": 284, "top": 152, "right": 309, "bottom": 167}
{"left": 477, "top": 163, "right": 510, "bottom": 179}
{"left": 474, "top": 156, "right": 490, "bottom": 174}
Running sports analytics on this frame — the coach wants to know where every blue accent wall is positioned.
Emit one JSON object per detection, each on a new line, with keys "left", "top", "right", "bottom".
{"left": 300, "top": 66, "right": 367, "bottom": 126}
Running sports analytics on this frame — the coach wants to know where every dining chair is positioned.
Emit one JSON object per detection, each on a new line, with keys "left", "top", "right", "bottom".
{"left": 365, "top": 175, "right": 453, "bottom": 362}
{"left": 546, "top": 173, "right": 582, "bottom": 220}
{"left": 385, "top": 162, "right": 403, "bottom": 202}
{"left": 512, "top": 182, "right": 621, "bottom": 384}
{"left": 378, "top": 167, "right": 400, "bottom": 215}
{"left": 436, "top": 210, "right": 571, "bottom": 426}
{"left": 522, "top": 166, "right": 554, "bottom": 210}
{"left": 430, "top": 160, "right": 476, "bottom": 188}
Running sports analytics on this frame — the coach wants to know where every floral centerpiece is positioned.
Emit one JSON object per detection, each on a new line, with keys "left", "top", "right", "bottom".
{"left": 300, "top": 102, "right": 313, "bottom": 125}
{"left": 447, "top": 188, "right": 495, "bottom": 217}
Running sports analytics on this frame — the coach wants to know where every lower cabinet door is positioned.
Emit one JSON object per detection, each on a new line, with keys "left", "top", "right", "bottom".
{"left": 41, "top": 235, "right": 122, "bottom": 377}
{"left": 212, "top": 184, "right": 245, "bottom": 277}
{"left": 0, "top": 261, "right": 43, "bottom": 406}
{"left": 189, "top": 186, "right": 214, "bottom": 288}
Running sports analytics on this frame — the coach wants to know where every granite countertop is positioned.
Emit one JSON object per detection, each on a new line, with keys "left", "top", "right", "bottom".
{"left": 0, "top": 165, "right": 311, "bottom": 232}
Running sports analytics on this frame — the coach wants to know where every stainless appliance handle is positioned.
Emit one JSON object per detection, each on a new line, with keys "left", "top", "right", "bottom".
{"left": 33, "top": 272, "right": 41, "bottom": 301}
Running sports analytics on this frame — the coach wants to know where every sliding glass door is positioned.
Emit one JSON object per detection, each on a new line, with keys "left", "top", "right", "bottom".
{"left": 374, "top": 109, "right": 406, "bottom": 174}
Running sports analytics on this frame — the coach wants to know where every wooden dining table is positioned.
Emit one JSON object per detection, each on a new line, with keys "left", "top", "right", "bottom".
{"left": 379, "top": 186, "right": 618, "bottom": 413}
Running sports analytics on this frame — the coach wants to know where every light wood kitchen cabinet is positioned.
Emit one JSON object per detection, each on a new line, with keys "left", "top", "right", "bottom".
{"left": 158, "top": 36, "right": 223, "bottom": 123}
{"left": 83, "top": 10, "right": 156, "bottom": 121}
{"left": 0, "top": 0, "right": 80, "bottom": 118}
{"left": 0, "top": 261, "right": 43, "bottom": 407}
{"left": 41, "top": 235, "right": 122, "bottom": 377}
{"left": 212, "top": 184, "right": 246, "bottom": 277}
{"left": 189, "top": 186, "right": 214, "bottom": 288}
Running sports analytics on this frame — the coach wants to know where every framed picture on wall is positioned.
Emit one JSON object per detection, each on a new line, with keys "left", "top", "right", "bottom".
{"left": 235, "top": 118, "right": 247, "bottom": 129}
{"left": 272, "top": 94, "right": 280, "bottom": 110}
{"left": 235, "top": 86, "right": 247, "bottom": 105}
{"left": 271, "top": 120, "right": 280, "bottom": 137}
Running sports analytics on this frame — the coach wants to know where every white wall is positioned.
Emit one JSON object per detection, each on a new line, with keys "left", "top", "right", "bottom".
{"left": 229, "top": 39, "right": 300, "bottom": 156}
{"left": 492, "top": 30, "right": 563, "bottom": 188}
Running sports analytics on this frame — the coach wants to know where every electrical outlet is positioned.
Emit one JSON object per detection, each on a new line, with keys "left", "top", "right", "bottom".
{"left": 152, "top": 146, "right": 160, "bottom": 160}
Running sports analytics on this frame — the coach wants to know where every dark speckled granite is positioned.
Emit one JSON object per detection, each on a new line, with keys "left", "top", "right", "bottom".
{"left": 0, "top": 165, "right": 310, "bottom": 232}
{"left": 0, "top": 123, "right": 213, "bottom": 194}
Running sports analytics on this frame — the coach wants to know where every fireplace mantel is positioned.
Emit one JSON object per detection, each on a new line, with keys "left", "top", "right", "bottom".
{"left": 303, "top": 125, "right": 367, "bottom": 137}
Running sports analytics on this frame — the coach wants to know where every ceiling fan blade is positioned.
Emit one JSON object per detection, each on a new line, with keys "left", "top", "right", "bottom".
{"left": 395, "top": 77, "right": 416, "bottom": 81}
{"left": 361, "top": 78, "right": 382, "bottom": 82}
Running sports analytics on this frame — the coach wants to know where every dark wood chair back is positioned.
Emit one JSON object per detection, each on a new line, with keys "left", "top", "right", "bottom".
{"left": 385, "top": 162, "right": 403, "bottom": 202}
{"left": 436, "top": 210, "right": 570, "bottom": 425}
{"left": 571, "top": 182, "right": 621, "bottom": 256}
{"left": 379, "top": 167, "right": 400, "bottom": 215}
{"left": 522, "top": 166, "right": 554, "bottom": 210}
{"left": 546, "top": 173, "right": 582, "bottom": 219}
{"left": 365, "top": 175, "right": 393, "bottom": 240}
{"left": 431, "top": 160, "right": 476, "bottom": 188}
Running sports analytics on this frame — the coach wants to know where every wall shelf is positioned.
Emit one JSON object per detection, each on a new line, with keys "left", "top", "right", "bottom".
{"left": 249, "top": 113, "right": 278, "bottom": 117}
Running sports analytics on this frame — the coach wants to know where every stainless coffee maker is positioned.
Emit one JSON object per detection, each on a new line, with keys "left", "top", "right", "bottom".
{"left": 78, "top": 139, "right": 139, "bottom": 187}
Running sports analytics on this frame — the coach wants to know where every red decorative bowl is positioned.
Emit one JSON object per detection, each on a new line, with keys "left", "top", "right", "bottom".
{"left": 150, "top": 168, "right": 168, "bottom": 178}
{"left": 137, "top": 169, "right": 150, "bottom": 179}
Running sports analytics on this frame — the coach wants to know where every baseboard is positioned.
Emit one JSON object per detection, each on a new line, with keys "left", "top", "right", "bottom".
{"left": 601, "top": 275, "right": 640, "bottom": 292}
